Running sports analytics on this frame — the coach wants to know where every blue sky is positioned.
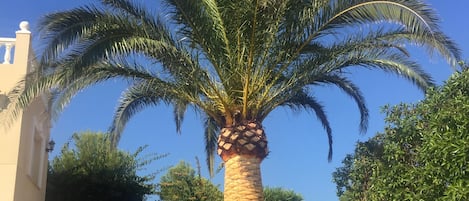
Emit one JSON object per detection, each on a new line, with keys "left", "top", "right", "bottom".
{"left": 1, "top": 1, "right": 467, "bottom": 200}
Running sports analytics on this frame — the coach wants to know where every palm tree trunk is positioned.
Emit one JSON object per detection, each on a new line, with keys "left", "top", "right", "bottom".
{"left": 217, "top": 122, "right": 268, "bottom": 201}
{"left": 224, "top": 155, "right": 264, "bottom": 201}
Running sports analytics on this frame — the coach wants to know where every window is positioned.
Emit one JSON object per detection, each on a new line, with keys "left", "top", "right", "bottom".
{"left": 28, "top": 127, "right": 46, "bottom": 188}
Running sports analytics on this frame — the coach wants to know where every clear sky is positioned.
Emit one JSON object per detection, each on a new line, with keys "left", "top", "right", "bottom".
{"left": 1, "top": 1, "right": 467, "bottom": 200}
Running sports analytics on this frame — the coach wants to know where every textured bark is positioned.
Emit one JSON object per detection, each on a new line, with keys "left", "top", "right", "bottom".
{"left": 217, "top": 122, "right": 268, "bottom": 161}
{"left": 224, "top": 155, "right": 264, "bottom": 201}
{"left": 217, "top": 122, "right": 268, "bottom": 201}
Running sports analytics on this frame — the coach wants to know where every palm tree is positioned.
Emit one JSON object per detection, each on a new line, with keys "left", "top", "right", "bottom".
{"left": 4, "top": 0, "right": 460, "bottom": 200}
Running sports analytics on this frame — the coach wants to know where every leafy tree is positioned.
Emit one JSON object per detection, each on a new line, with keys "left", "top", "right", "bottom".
{"left": 263, "top": 187, "right": 303, "bottom": 201}
{"left": 332, "top": 134, "right": 385, "bottom": 201}
{"left": 6, "top": 0, "right": 460, "bottom": 200}
{"left": 157, "top": 161, "right": 223, "bottom": 201}
{"left": 157, "top": 162, "right": 303, "bottom": 201}
{"left": 333, "top": 69, "right": 469, "bottom": 200}
{"left": 46, "top": 131, "right": 165, "bottom": 201}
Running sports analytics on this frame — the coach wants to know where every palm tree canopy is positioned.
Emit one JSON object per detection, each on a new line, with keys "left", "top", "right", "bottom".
{"left": 5, "top": 0, "right": 460, "bottom": 174}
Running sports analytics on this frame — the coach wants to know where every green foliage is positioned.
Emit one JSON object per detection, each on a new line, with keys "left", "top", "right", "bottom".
{"left": 156, "top": 161, "right": 304, "bottom": 201}
{"left": 263, "top": 187, "right": 303, "bottom": 201}
{"left": 333, "top": 69, "right": 469, "bottom": 200}
{"left": 332, "top": 135, "right": 384, "bottom": 200}
{"left": 4, "top": 0, "right": 461, "bottom": 174}
{"left": 157, "top": 161, "right": 223, "bottom": 201}
{"left": 46, "top": 131, "right": 166, "bottom": 201}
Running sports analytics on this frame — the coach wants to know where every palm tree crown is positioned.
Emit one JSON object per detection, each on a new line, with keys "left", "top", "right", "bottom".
{"left": 5, "top": 0, "right": 460, "bottom": 176}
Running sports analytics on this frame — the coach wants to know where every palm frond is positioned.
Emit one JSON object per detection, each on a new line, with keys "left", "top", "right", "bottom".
{"left": 325, "top": 0, "right": 460, "bottom": 62}
{"left": 203, "top": 116, "right": 219, "bottom": 177}
{"left": 292, "top": 29, "right": 435, "bottom": 91}
{"left": 50, "top": 61, "right": 155, "bottom": 120}
{"left": 109, "top": 80, "right": 176, "bottom": 146}
{"left": 164, "top": 0, "right": 231, "bottom": 72}
{"left": 173, "top": 100, "right": 187, "bottom": 134}
{"left": 101, "top": 0, "right": 154, "bottom": 22}
{"left": 281, "top": 90, "right": 333, "bottom": 161}
{"left": 1, "top": 71, "right": 59, "bottom": 128}
{"left": 316, "top": 75, "right": 369, "bottom": 134}
{"left": 37, "top": 6, "right": 102, "bottom": 62}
